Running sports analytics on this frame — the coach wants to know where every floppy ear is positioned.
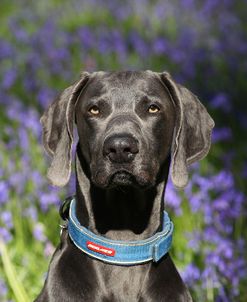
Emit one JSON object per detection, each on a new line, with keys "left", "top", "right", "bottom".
{"left": 40, "top": 72, "right": 90, "bottom": 187}
{"left": 160, "top": 72, "right": 215, "bottom": 188}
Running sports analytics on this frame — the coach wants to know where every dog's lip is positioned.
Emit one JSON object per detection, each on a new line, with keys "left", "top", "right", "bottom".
{"left": 92, "top": 164, "right": 157, "bottom": 189}
{"left": 111, "top": 169, "right": 133, "bottom": 176}
{"left": 108, "top": 170, "right": 135, "bottom": 185}
{"left": 92, "top": 168, "right": 132, "bottom": 187}
{"left": 106, "top": 169, "right": 154, "bottom": 189}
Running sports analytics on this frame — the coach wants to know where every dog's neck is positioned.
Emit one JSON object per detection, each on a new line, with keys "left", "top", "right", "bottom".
{"left": 74, "top": 149, "right": 170, "bottom": 241}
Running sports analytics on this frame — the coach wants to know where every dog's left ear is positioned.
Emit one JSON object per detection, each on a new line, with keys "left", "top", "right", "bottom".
{"left": 159, "top": 72, "right": 215, "bottom": 189}
{"left": 40, "top": 72, "right": 90, "bottom": 187}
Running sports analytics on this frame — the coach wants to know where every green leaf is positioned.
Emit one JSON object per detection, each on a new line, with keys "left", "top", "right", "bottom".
{"left": 0, "top": 240, "right": 30, "bottom": 302}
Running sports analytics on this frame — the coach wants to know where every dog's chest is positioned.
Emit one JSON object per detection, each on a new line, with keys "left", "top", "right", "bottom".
{"left": 93, "top": 263, "right": 148, "bottom": 301}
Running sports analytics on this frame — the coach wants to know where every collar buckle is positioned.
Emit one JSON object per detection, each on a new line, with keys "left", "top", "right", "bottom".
{"left": 59, "top": 196, "right": 74, "bottom": 236}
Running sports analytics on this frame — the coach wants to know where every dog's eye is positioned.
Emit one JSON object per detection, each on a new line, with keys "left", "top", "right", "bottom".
{"left": 88, "top": 106, "right": 100, "bottom": 115}
{"left": 148, "top": 104, "right": 160, "bottom": 113}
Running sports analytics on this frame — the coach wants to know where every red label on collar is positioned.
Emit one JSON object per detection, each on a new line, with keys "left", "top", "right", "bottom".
{"left": 86, "top": 241, "right": 116, "bottom": 257}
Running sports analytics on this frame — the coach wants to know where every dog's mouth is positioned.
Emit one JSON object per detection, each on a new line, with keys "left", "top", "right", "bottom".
{"left": 92, "top": 167, "right": 155, "bottom": 189}
{"left": 108, "top": 170, "right": 136, "bottom": 187}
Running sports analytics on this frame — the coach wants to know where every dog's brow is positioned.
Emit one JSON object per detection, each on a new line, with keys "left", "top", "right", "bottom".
{"left": 138, "top": 94, "right": 163, "bottom": 104}
{"left": 85, "top": 92, "right": 110, "bottom": 103}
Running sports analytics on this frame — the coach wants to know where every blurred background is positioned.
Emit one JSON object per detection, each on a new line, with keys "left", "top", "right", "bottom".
{"left": 0, "top": 0, "right": 247, "bottom": 301}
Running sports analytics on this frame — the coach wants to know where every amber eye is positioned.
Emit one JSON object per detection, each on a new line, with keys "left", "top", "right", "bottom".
{"left": 148, "top": 104, "right": 160, "bottom": 113}
{"left": 88, "top": 105, "right": 100, "bottom": 115}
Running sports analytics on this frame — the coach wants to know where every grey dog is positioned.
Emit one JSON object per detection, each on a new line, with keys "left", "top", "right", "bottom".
{"left": 36, "top": 70, "right": 214, "bottom": 301}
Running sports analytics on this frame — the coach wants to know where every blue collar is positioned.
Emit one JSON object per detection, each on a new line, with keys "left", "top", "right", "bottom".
{"left": 68, "top": 199, "right": 173, "bottom": 266}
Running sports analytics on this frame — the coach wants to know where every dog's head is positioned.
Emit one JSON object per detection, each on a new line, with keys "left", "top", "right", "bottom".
{"left": 41, "top": 71, "right": 214, "bottom": 189}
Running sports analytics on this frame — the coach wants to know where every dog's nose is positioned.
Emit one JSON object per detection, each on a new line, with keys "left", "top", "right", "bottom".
{"left": 103, "top": 134, "right": 139, "bottom": 163}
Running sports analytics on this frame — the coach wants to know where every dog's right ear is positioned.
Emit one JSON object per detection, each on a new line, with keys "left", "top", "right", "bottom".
{"left": 40, "top": 72, "right": 90, "bottom": 187}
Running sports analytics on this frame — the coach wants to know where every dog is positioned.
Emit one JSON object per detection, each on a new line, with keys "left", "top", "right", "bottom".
{"left": 36, "top": 70, "right": 214, "bottom": 301}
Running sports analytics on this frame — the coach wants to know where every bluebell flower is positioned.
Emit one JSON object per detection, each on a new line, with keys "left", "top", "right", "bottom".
{"left": 1, "top": 211, "right": 13, "bottom": 229}
{"left": 0, "top": 182, "right": 9, "bottom": 205}
{"left": 33, "top": 223, "right": 46, "bottom": 242}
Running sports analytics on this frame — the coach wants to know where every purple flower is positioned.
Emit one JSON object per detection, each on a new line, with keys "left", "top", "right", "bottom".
{"left": 33, "top": 223, "right": 46, "bottom": 242}
{"left": 187, "top": 231, "right": 201, "bottom": 251}
{"left": 201, "top": 265, "right": 219, "bottom": 288}
{"left": 37, "top": 88, "right": 56, "bottom": 109}
{"left": 128, "top": 31, "right": 149, "bottom": 57}
{"left": 189, "top": 193, "right": 202, "bottom": 212}
{"left": 78, "top": 27, "right": 94, "bottom": 50}
{"left": 0, "top": 278, "right": 7, "bottom": 297}
{"left": 6, "top": 100, "right": 22, "bottom": 121}
{"left": 97, "top": 31, "right": 111, "bottom": 54}
{"left": 1, "top": 211, "right": 13, "bottom": 229}
{"left": 212, "top": 171, "right": 234, "bottom": 190}
{"left": 153, "top": 38, "right": 168, "bottom": 54}
{"left": 8, "top": 172, "right": 26, "bottom": 195}
{"left": 30, "top": 171, "right": 44, "bottom": 189}
{"left": 210, "top": 93, "right": 232, "bottom": 113}
{"left": 170, "top": 49, "right": 186, "bottom": 64}
{"left": 165, "top": 180, "right": 182, "bottom": 215}
{"left": 212, "top": 127, "right": 232, "bottom": 143}
{"left": 9, "top": 19, "right": 29, "bottom": 42}
{"left": 0, "top": 40, "right": 14, "bottom": 59}
{"left": 203, "top": 226, "right": 220, "bottom": 243}
{"left": 181, "top": 0, "right": 194, "bottom": 9}
{"left": 2, "top": 69, "right": 17, "bottom": 89}
{"left": 39, "top": 191, "right": 60, "bottom": 212}
{"left": 23, "top": 207, "right": 38, "bottom": 221}
{"left": 153, "top": 2, "right": 171, "bottom": 19}
{"left": 192, "top": 175, "right": 213, "bottom": 192}
{"left": 18, "top": 128, "right": 29, "bottom": 151}
{"left": 0, "top": 181, "right": 9, "bottom": 205}
{"left": 0, "top": 227, "right": 12, "bottom": 242}
{"left": 181, "top": 264, "right": 201, "bottom": 287}
{"left": 24, "top": 109, "right": 41, "bottom": 137}
{"left": 112, "top": 30, "right": 127, "bottom": 59}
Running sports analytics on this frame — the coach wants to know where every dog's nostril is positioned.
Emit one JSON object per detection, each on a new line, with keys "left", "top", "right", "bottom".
{"left": 123, "top": 147, "right": 131, "bottom": 153}
{"left": 109, "top": 147, "right": 117, "bottom": 154}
